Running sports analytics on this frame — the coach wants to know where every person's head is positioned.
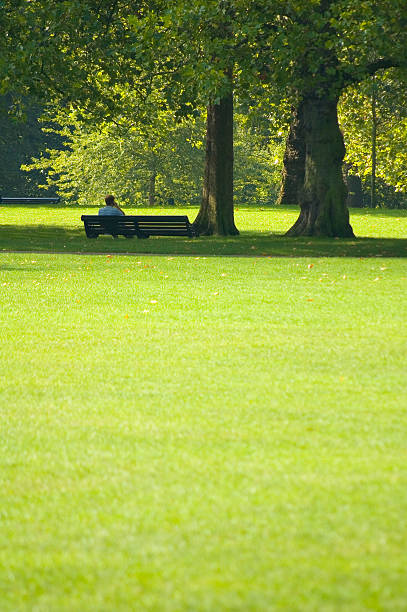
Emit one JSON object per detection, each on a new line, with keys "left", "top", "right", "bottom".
{"left": 105, "top": 194, "right": 115, "bottom": 206}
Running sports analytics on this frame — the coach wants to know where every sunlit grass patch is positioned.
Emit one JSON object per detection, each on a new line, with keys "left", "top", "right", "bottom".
{"left": 1, "top": 252, "right": 407, "bottom": 610}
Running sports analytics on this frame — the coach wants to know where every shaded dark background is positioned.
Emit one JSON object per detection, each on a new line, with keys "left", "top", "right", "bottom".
{"left": 0, "top": 95, "right": 61, "bottom": 198}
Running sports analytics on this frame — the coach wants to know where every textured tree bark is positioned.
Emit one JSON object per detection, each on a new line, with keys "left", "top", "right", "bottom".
{"left": 286, "top": 96, "right": 355, "bottom": 237}
{"left": 277, "top": 103, "right": 305, "bottom": 206}
{"left": 193, "top": 95, "right": 239, "bottom": 236}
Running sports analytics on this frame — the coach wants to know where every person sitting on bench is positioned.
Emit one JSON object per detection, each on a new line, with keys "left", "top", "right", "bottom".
{"left": 99, "top": 194, "right": 125, "bottom": 216}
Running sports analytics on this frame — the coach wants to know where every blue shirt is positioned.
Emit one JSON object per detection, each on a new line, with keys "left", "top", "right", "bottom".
{"left": 98, "top": 206, "right": 124, "bottom": 216}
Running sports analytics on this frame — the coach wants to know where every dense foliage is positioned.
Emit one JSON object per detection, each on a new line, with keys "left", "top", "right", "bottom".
{"left": 23, "top": 108, "right": 284, "bottom": 206}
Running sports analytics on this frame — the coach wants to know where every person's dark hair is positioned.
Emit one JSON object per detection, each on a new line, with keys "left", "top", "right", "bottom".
{"left": 105, "top": 194, "right": 115, "bottom": 206}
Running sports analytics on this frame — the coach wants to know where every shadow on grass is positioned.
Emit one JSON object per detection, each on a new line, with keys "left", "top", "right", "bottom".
{"left": 1, "top": 224, "right": 407, "bottom": 257}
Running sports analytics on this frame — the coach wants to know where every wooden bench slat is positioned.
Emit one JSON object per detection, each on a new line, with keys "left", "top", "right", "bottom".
{"left": 134, "top": 215, "right": 190, "bottom": 221}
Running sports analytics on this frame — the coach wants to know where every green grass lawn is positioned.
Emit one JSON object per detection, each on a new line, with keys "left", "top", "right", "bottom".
{"left": 1, "top": 204, "right": 406, "bottom": 257}
{"left": 1, "top": 206, "right": 407, "bottom": 610}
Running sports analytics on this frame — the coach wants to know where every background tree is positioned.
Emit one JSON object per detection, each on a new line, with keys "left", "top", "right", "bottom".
{"left": 339, "top": 69, "right": 407, "bottom": 208}
{"left": 22, "top": 103, "right": 205, "bottom": 206}
{"left": 23, "top": 105, "right": 284, "bottom": 208}
{"left": 234, "top": 112, "right": 285, "bottom": 205}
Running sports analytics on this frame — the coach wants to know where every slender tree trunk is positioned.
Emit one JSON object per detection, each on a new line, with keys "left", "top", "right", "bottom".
{"left": 148, "top": 171, "right": 156, "bottom": 206}
{"left": 370, "top": 75, "right": 377, "bottom": 208}
{"left": 193, "top": 94, "right": 239, "bottom": 236}
{"left": 277, "top": 103, "right": 306, "bottom": 206}
{"left": 286, "top": 95, "right": 355, "bottom": 237}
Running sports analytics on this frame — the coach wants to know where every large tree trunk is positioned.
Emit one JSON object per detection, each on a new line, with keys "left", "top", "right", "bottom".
{"left": 286, "top": 96, "right": 355, "bottom": 238}
{"left": 193, "top": 95, "right": 239, "bottom": 236}
{"left": 277, "top": 103, "right": 305, "bottom": 206}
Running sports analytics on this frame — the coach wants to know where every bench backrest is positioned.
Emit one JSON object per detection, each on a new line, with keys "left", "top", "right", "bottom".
{"left": 81, "top": 215, "right": 140, "bottom": 234}
{"left": 135, "top": 215, "right": 194, "bottom": 236}
{"left": 81, "top": 215, "right": 196, "bottom": 237}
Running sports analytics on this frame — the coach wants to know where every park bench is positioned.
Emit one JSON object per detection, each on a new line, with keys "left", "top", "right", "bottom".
{"left": 81, "top": 215, "right": 197, "bottom": 239}
{"left": 0, "top": 196, "right": 60, "bottom": 204}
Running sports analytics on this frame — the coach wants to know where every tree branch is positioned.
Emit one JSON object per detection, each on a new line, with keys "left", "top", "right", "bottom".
{"left": 341, "top": 57, "right": 407, "bottom": 87}
{"left": 365, "top": 58, "right": 406, "bottom": 75}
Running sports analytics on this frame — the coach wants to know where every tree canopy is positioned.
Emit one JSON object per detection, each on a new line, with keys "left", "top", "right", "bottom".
{"left": 2, "top": 0, "right": 407, "bottom": 233}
